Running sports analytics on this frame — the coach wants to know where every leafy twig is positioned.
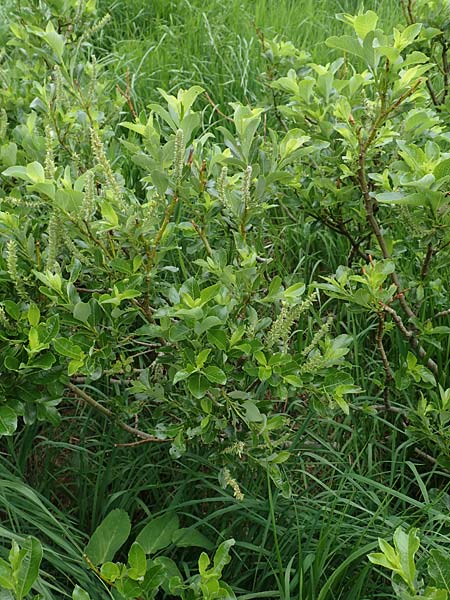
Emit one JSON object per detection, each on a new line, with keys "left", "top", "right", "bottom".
{"left": 381, "top": 303, "right": 438, "bottom": 376}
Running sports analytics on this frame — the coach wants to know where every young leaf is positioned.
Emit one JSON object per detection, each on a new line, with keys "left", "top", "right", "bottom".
{"left": 72, "top": 586, "right": 91, "bottom": 600}
{"left": 128, "top": 542, "right": 147, "bottom": 580}
{"left": 14, "top": 537, "right": 43, "bottom": 600}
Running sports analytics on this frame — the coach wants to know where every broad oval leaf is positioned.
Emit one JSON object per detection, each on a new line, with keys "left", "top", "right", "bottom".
{"left": 136, "top": 512, "right": 179, "bottom": 554}
{"left": 0, "top": 406, "right": 18, "bottom": 437}
{"left": 84, "top": 509, "right": 131, "bottom": 566}
{"left": 172, "top": 528, "right": 213, "bottom": 550}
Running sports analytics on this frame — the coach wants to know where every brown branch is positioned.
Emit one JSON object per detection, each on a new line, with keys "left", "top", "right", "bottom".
{"left": 420, "top": 242, "right": 434, "bottom": 279}
{"left": 376, "top": 312, "right": 393, "bottom": 408}
{"left": 67, "top": 382, "right": 168, "bottom": 442}
{"left": 434, "top": 308, "right": 450, "bottom": 319}
{"left": 414, "top": 447, "right": 437, "bottom": 465}
{"left": 426, "top": 79, "right": 440, "bottom": 107}
{"left": 357, "top": 80, "right": 422, "bottom": 322}
{"left": 204, "top": 91, "right": 234, "bottom": 123}
{"left": 442, "top": 39, "right": 450, "bottom": 105}
{"left": 400, "top": 0, "right": 414, "bottom": 24}
{"left": 381, "top": 303, "right": 438, "bottom": 375}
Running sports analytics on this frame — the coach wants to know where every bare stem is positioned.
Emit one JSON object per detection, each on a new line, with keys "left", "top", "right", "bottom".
{"left": 67, "top": 382, "right": 168, "bottom": 442}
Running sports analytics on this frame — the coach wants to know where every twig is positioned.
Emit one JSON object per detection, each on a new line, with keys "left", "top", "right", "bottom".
{"left": 434, "top": 308, "right": 450, "bottom": 319}
{"left": 426, "top": 80, "right": 440, "bottom": 107}
{"left": 442, "top": 39, "right": 450, "bottom": 104}
{"left": 204, "top": 91, "right": 234, "bottom": 122}
{"left": 381, "top": 303, "right": 438, "bottom": 375}
{"left": 357, "top": 80, "right": 422, "bottom": 322}
{"left": 376, "top": 312, "right": 393, "bottom": 408}
{"left": 420, "top": 242, "right": 434, "bottom": 279}
{"left": 67, "top": 382, "right": 168, "bottom": 442}
{"left": 191, "top": 219, "right": 213, "bottom": 256}
{"left": 414, "top": 447, "right": 437, "bottom": 465}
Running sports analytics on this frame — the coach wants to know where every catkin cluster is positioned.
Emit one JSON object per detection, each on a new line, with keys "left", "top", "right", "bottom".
{"left": 267, "top": 291, "right": 318, "bottom": 351}
{"left": 223, "top": 467, "right": 244, "bottom": 501}
{"left": 90, "top": 128, "right": 123, "bottom": 206}
{"left": 6, "top": 240, "right": 29, "bottom": 301}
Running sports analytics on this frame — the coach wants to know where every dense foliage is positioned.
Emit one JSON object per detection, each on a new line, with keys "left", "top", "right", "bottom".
{"left": 1, "top": 0, "right": 450, "bottom": 598}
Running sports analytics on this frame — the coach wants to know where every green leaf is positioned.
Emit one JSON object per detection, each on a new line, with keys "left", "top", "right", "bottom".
{"left": 84, "top": 509, "right": 131, "bottom": 566}
{"left": 394, "top": 527, "right": 420, "bottom": 590}
{"left": 72, "top": 586, "right": 91, "bottom": 600}
{"left": 128, "top": 542, "right": 147, "bottom": 580}
{"left": 136, "top": 513, "right": 179, "bottom": 554}
{"left": 53, "top": 338, "right": 84, "bottom": 360}
{"left": 243, "top": 401, "right": 263, "bottom": 423}
{"left": 0, "top": 406, "right": 18, "bottom": 436}
{"left": 73, "top": 301, "right": 91, "bottom": 323}
{"left": 26, "top": 162, "right": 45, "bottom": 184}
{"left": 188, "top": 373, "right": 210, "bottom": 399}
{"left": 172, "top": 528, "right": 214, "bottom": 550}
{"left": 196, "top": 348, "right": 211, "bottom": 369}
{"left": 27, "top": 304, "right": 40, "bottom": 327}
{"left": 2, "top": 165, "right": 29, "bottom": 181}
{"left": 43, "top": 22, "right": 65, "bottom": 59}
{"left": 212, "top": 539, "right": 235, "bottom": 576}
{"left": 326, "top": 35, "right": 365, "bottom": 60}
{"left": 207, "top": 328, "right": 228, "bottom": 351}
{"left": 203, "top": 366, "right": 227, "bottom": 385}
{"left": 195, "top": 316, "right": 223, "bottom": 335}
{"left": 353, "top": 11, "right": 378, "bottom": 39}
{"left": 429, "top": 549, "right": 450, "bottom": 591}
{"left": 173, "top": 370, "right": 191, "bottom": 384}
{"left": 0, "top": 558, "right": 12, "bottom": 589}
{"left": 434, "top": 158, "right": 450, "bottom": 180}
{"left": 100, "top": 562, "right": 120, "bottom": 582}
{"left": 101, "top": 201, "right": 119, "bottom": 226}
{"left": 15, "top": 537, "right": 43, "bottom": 599}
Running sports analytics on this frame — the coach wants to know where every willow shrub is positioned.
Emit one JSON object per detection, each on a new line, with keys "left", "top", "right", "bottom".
{"left": 1, "top": 0, "right": 450, "bottom": 598}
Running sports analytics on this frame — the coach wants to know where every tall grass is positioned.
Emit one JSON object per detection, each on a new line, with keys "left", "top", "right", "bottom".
{"left": 98, "top": 0, "right": 402, "bottom": 108}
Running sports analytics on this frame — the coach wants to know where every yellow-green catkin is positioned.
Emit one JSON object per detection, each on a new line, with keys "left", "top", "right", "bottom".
{"left": 173, "top": 128, "right": 185, "bottom": 187}
{"left": 90, "top": 127, "right": 123, "bottom": 206}
{"left": 80, "top": 13, "right": 111, "bottom": 43}
{"left": 300, "top": 352, "right": 325, "bottom": 375}
{"left": 223, "top": 467, "right": 244, "bottom": 501}
{"left": 81, "top": 170, "right": 96, "bottom": 221}
{"left": 267, "top": 290, "right": 318, "bottom": 351}
{"left": 302, "top": 315, "right": 334, "bottom": 357}
{"left": 44, "top": 125, "right": 56, "bottom": 179}
{"left": 5, "top": 196, "right": 45, "bottom": 209}
{"left": 46, "top": 213, "right": 60, "bottom": 272}
{"left": 0, "top": 306, "right": 9, "bottom": 328}
{"left": 217, "top": 165, "right": 228, "bottom": 202}
{"left": 6, "top": 240, "right": 29, "bottom": 301}
{"left": 0, "top": 108, "right": 8, "bottom": 139}
{"left": 223, "top": 441, "right": 245, "bottom": 458}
